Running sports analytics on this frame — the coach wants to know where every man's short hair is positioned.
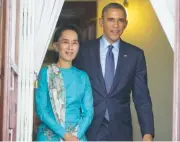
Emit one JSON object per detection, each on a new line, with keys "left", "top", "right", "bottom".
{"left": 102, "top": 3, "right": 127, "bottom": 19}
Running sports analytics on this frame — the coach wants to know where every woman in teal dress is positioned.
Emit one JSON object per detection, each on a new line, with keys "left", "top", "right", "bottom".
{"left": 35, "top": 24, "right": 94, "bottom": 141}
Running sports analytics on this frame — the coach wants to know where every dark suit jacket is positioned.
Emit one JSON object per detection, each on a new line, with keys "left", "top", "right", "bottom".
{"left": 73, "top": 38, "right": 154, "bottom": 141}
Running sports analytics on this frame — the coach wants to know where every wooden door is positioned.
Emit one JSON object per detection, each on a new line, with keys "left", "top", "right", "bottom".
{"left": 0, "top": 0, "right": 19, "bottom": 140}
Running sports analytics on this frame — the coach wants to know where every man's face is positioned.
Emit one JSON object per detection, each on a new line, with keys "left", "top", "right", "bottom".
{"left": 99, "top": 8, "right": 127, "bottom": 44}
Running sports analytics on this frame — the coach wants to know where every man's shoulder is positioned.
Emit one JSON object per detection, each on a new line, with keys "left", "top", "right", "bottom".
{"left": 122, "top": 40, "right": 143, "bottom": 54}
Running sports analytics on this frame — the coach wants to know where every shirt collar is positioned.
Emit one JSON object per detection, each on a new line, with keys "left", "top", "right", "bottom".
{"left": 101, "top": 36, "right": 120, "bottom": 50}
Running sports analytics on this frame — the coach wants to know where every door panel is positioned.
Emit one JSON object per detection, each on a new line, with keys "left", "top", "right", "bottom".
{"left": 0, "top": 0, "right": 19, "bottom": 140}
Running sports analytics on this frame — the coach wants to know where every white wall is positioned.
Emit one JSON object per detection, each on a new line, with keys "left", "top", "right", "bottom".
{"left": 149, "top": 0, "right": 175, "bottom": 50}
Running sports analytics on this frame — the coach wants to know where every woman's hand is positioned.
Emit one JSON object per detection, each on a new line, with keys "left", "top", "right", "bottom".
{"left": 64, "top": 133, "right": 79, "bottom": 141}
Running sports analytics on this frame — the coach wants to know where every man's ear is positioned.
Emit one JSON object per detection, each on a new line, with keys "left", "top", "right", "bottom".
{"left": 124, "top": 20, "right": 128, "bottom": 29}
{"left": 99, "top": 17, "right": 103, "bottom": 27}
{"left": 53, "top": 43, "right": 58, "bottom": 52}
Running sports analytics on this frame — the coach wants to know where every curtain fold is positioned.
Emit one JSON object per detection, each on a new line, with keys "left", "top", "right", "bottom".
{"left": 16, "top": 0, "right": 64, "bottom": 141}
{"left": 34, "top": 0, "right": 64, "bottom": 74}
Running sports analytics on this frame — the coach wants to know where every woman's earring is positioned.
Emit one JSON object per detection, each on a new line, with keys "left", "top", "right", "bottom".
{"left": 55, "top": 47, "right": 58, "bottom": 52}
{"left": 54, "top": 44, "right": 58, "bottom": 52}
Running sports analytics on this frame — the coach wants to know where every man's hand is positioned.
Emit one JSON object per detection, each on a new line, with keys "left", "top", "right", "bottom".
{"left": 64, "top": 133, "right": 79, "bottom": 141}
{"left": 143, "top": 134, "right": 153, "bottom": 141}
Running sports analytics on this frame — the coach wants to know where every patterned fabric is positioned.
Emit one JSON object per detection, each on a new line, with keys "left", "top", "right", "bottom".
{"left": 42, "top": 127, "right": 59, "bottom": 141}
{"left": 44, "top": 64, "right": 78, "bottom": 140}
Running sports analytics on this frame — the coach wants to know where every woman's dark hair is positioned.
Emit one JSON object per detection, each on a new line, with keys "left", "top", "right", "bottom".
{"left": 53, "top": 24, "right": 81, "bottom": 43}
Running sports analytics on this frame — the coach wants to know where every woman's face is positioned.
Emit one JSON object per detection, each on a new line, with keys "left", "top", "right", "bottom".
{"left": 54, "top": 29, "right": 79, "bottom": 63}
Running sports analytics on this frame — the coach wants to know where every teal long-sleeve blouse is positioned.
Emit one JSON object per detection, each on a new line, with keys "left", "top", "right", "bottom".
{"left": 35, "top": 66, "right": 94, "bottom": 141}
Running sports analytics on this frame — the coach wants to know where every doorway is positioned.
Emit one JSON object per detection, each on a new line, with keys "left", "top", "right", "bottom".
{"left": 32, "top": 1, "right": 97, "bottom": 140}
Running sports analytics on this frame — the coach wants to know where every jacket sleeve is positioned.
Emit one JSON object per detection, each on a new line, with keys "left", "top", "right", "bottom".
{"left": 77, "top": 73, "right": 94, "bottom": 139}
{"left": 35, "top": 68, "right": 67, "bottom": 139}
{"left": 132, "top": 50, "right": 154, "bottom": 138}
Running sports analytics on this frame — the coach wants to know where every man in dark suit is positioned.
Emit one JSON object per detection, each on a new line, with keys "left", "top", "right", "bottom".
{"left": 74, "top": 3, "right": 154, "bottom": 141}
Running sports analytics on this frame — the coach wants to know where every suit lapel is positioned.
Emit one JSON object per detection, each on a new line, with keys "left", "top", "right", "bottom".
{"left": 109, "top": 40, "right": 129, "bottom": 95}
{"left": 93, "top": 38, "right": 107, "bottom": 96}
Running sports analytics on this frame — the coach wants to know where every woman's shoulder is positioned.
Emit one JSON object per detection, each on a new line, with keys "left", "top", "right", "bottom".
{"left": 37, "top": 67, "right": 48, "bottom": 84}
{"left": 72, "top": 66, "right": 89, "bottom": 78}
{"left": 39, "top": 67, "right": 48, "bottom": 74}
